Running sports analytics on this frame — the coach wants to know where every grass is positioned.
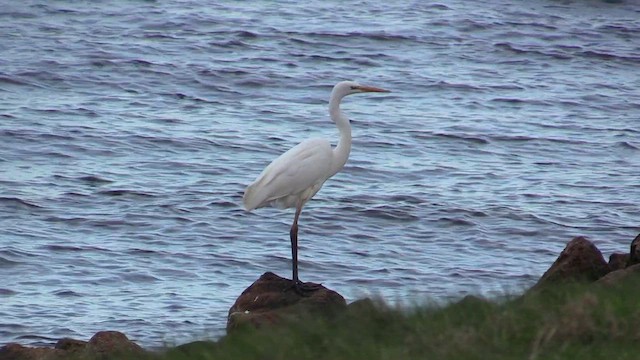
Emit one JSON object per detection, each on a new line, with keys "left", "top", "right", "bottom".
{"left": 157, "top": 276, "right": 640, "bottom": 360}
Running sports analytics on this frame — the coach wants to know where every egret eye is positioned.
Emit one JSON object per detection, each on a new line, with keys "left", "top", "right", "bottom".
{"left": 350, "top": 86, "right": 358, "bottom": 90}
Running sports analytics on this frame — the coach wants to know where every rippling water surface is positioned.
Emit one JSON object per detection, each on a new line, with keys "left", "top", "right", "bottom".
{"left": 1, "top": 0, "right": 639, "bottom": 348}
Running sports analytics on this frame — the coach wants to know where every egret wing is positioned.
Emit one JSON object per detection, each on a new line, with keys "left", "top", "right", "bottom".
{"left": 244, "top": 138, "right": 333, "bottom": 210}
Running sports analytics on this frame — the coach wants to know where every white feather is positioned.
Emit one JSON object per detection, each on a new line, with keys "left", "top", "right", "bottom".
{"left": 243, "top": 138, "right": 332, "bottom": 210}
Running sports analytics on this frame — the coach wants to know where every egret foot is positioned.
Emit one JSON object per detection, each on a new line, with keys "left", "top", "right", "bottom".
{"left": 292, "top": 280, "right": 322, "bottom": 296}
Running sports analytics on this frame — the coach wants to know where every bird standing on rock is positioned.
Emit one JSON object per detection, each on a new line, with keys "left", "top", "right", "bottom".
{"left": 243, "top": 81, "right": 390, "bottom": 294}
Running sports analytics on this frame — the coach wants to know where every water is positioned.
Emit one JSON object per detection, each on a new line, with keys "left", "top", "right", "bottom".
{"left": 1, "top": 0, "right": 639, "bottom": 348}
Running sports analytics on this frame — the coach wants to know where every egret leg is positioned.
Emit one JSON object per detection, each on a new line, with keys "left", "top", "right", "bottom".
{"left": 290, "top": 204, "right": 302, "bottom": 284}
{"left": 289, "top": 204, "right": 321, "bottom": 295}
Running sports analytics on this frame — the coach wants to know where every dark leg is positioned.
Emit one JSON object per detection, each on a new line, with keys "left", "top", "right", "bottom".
{"left": 289, "top": 204, "right": 321, "bottom": 295}
{"left": 290, "top": 204, "right": 302, "bottom": 284}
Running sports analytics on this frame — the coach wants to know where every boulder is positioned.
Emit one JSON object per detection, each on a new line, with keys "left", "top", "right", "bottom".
{"left": 597, "top": 264, "right": 640, "bottom": 287}
{"left": 0, "top": 331, "right": 145, "bottom": 360}
{"left": 0, "top": 343, "right": 63, "bottom": 360}
{"left": 165, "top": 340, "right": 218, "bottom": 358}
{"left": 54, "top": 338, "right": 86, "bottom": 352}
{"left": 627, "top": 233, "right": 640, "bottom": 267}
{"left": 84, "top": 331, "right": 145, "bottom": 358}
{"left": 227, "top": 272, "right": 347, "bottom": 332}
{"left": 346, "top": 298, "right": 378, "bottom": 314}
{"left": 454, "top": 294, "right": 492, "bottom": 308}
{"left": 608, "top": 252, "right": 630, "bottom": 271}
{"left": 533, "top": 236, "right": 609, "bottom": 288}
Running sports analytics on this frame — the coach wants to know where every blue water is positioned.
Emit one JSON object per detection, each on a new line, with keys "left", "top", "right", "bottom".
{"left": 1, "top": 0, "right": 639, "bottom": 348}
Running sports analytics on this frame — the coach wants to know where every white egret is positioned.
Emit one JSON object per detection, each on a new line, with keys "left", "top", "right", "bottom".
{"left": 243, "top": 81, "right": 390, "bottom": 294}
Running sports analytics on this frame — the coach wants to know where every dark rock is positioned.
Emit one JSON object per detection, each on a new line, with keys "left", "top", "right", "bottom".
{"left": 227, "top": 272, "right": 347, "bottom": 332}
{"left": 608, "top": 252, "right": 630, "bottom": 271}
{"left": 533, "top": 236, "right": 610, "bottom": 289}
{"left": 346, "top": 298, "right": 377, "bottom": 314}
{"left": 455, "top": 294, "right": 492, "bottom": 308}
{"left": 85, "top": 331, "right": 145, "bottom": 358}
{"left": 627, "top": 233, "right": 640, "bottom": 267}
{"left": 167, "top": 340, "right": 218, "bottom": 357}
{"left": 597, "top": 264, "right": 640, "bottom": 287}
{"left": 0, "top": 332, "right": 146, "bottom": 360}
{"left": 54, "top": 338, "right": 86, "bottom": 352}
{"left": 0, "top": 343, "right": 63, "bottom": 360}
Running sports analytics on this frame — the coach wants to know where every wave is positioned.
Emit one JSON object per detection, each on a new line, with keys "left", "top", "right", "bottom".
{"left": 120, "top": 271, "right": 162, "bottom": 283}
{"left": 0, "top": 256, "right": 22, "bottom": 268}
{"left": 358, "top": 205, "right": 420, "bottom": 221}
{"left": 410, "top": 131, "right": 490, "bottom": 145}
{"left": 437, "top": 216, "right": 475, "bottom": 227}
{"left": 489, "top": 134, "right": 593, "bottom": 146}
{"left": 0, "top": 75, "right": 31, "bottom": 86}
{"left": 579, "top": 50, "right": 640, "bottom": 62}
{"left": 0, "top": 197, "right": 42, "bottom": 209}
{"left": 495, "top": 41, "right": 639, "bottom": 63}
{"left": 77, "top": 175, "right": 113, "bottom": 184}
{"left": 0, "top": 11, "right": 37, "bottom": 19}
{"left": 142, "top": 33, "right": 180, "bottom": 40}
{"left": 42, "top": 244, "right": 86, "bottom": 252}
{"left": 51, "top": 289, "right": 81, "bottom": 297}
{"left": 210, "top": 39, "right": 251, "bottom": 48}
{"left": 97, "top": 189, "right": 158, "bottom": 198}
{"left": 0, "top": 288, "right": 18, "bottom": 295}
{"left": 614, "top": 141, "right": 639, "bottom": 150}
{"left": 282, "top": 29, "right": 416, "bottom": 42}
{"left": 16, "top": 70, "right": 66, "bottom": 83}
{"left": 427, "top": 80, "right": 484, "bottom": 92}
{"left": 494, "top": 42, "right": 573, "bottom": 60}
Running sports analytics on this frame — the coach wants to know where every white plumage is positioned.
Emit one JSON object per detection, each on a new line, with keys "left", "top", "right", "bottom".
{"left": 244, "top": 138, "right": 333, "bottom": 210}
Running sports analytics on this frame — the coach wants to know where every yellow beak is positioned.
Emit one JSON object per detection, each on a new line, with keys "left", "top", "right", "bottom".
{"left": 357, "top": 85, "right": 391, "bottom": 93}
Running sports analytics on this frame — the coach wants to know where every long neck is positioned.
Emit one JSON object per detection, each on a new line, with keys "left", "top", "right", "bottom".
{"left": 328, "top": 92, "right": 352, "bottom": 176}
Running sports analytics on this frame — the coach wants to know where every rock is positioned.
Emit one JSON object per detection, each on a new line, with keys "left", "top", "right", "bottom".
{"left": 54, "top": 338, "right": 86, "bottom": 352}
{"left": 227, "top": 272, "right": 347, "bottom": 332}
{"left": 0, "top": 332, "right": 146, "bottom": 360}
{"left": 533, "top": 236, "right": 610, "bottom": 289}
{"left": 346, "top": 298, "right": 378, "bottom": 314}
{"left": 166, "top": 340, "right": 218, "bottom": 358}
{"left": 454, "top": 294, "right": 492, "bottom": 308}
{"left": 0, "top": 343, "right": 63, "bottom": 360}
{"left": 608, "top": 252, "right": 630, "bottom": 271}
{"left": 597, "top": 264, "right": 640, "bottom": 287}
{"left": 84, "top": 331, "right": 145, "bottom": 358}
{"left": 627, "top": 233, "right": 640, "bottom": 267}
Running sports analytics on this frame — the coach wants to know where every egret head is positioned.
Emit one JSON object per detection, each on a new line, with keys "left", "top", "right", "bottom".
{"left": 332, "top": 81, "right": 390, "bottom": 99}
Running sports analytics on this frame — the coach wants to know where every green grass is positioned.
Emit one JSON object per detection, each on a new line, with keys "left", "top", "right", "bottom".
{"left": 159, "top": 277, "right": 640, "bottom": 360}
